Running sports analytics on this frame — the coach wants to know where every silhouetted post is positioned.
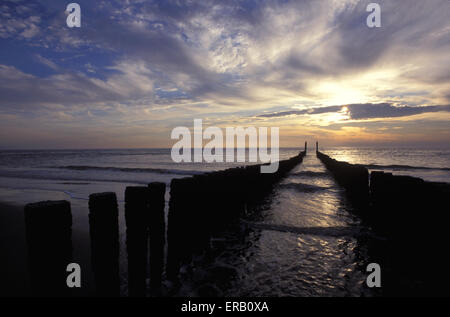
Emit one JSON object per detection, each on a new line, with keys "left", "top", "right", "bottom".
{"left": 125, "top": 186, "right": 150, "bottom": 297}
{"left": 316, "top": 141, "right": 318, "bottom": 153}
{"left": 24, "top": 200, "right": 72, "bottom": 296}
{"left": 193, "top": 174, "right": 214, "bottom": 252}
{"left": 148, "top": 182, "right": 166, "bottom": 291}
{"left": 304, "top": 141, "right": 307, "bottom": 152}
{"left": 166, "top": 178, "right": 191, "bottom": 282}
{"left": 88, "top": 192, "right": 120, "bottom": 297}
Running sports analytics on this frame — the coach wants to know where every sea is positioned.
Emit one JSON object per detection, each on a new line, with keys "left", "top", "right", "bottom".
{"left": 0, "top": 147, "right": 449, "bottom": 296}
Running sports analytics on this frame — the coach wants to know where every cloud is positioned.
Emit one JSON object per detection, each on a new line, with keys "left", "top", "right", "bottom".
{"left": 346, "top": 103, "right": 450, "bottom": 120}
{"left": 3, "top": 0, "right": 450, "bottom": 106}
{"left": 0, "top": 64, "right": 137, "bottom": 108}
{"left": 0, "top": 3, "right": 41, "bottom": 39}
{"left": 257, "top": 103, "right": 450, "bottom": 120}
{"left": 35, "top": 54, "right": 59, "bottom": 71}
{"left": 1, "top": 0, "right": 450, "bottom": 147}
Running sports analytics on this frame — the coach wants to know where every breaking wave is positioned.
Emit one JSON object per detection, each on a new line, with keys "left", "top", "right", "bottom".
{"left": 365, "top": 164, "right": 450, "bottom": 171}
{"left": 279, "top": 182, "right": 330, "bottom": 192}
{"left": 55, "top": 165, "right": 203, "bottom": 175}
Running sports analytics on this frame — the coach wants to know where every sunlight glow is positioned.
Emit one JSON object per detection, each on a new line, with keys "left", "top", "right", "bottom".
{"left": 314, "top": 82, "right": 369, "bottom": 106}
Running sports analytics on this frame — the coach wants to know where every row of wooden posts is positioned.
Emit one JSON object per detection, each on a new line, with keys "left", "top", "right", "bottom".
{"left": 316, "top": 150, "right": 369, "bottom": 206}
{"left": 24, "top": 183, "right": 166, "bottom": 297}
{"left": 24, "top": 149, "right": 307, "bottom": 296}
{"left": 316, "top": 150, "right": 450, "bottom": 235}
{"left": 316, "top": 150, "right": 450, "bottom": 295}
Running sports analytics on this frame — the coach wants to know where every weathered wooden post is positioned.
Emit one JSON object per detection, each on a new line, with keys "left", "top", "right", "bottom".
{"left": 191, "top": 174, "right": 213, "bottom": 254}
{"left": 125, "top": 186, "right": 150, "bottom": 297}
{"left": 166, "top": 177, "right": 192, "bottom": 282}
{"left": 148, "top": 182, "right": 166, "bottom": 290}
{"left": 24, "top": 200, "right": 72, "bottom": 296}
{"left": 305, "top": 141, "right": 307, "bottom": 152}
{"left": 316, "top": 141, "right": 318, "bottom": 153}
{"left": 88, "top": 192, "right": 120, "bottom": 297}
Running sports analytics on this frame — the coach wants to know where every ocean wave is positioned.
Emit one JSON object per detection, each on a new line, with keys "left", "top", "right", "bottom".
{"left": 0, "top": 149, "right": 169, "bottom": 154}
{"left": 279, "top": 182, "right": 330, "bottom": 192}
{"left": 365, "top": 164, "right": 450, "bottom": 171}
{"left": 290, "top": 171, "right": 328, "bottom": 177}
{"left": 242, "top": 221, "right": 366, "bottom": 237}
{"left": 55, "top": 165, "right": 203, "bottom": 175}
{"left": 0, "top": 170, "right": 167, "bottom": 185}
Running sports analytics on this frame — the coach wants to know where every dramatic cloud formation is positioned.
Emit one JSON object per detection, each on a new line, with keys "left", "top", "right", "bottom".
{"left": 258, "top": 104, "right": 450, "bottom": 120}
{"left": 0, "top": 0, "right": 449, "bottom": 148}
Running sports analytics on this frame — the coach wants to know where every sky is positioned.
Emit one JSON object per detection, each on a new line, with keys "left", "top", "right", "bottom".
{"left": 0, "top": 0, "right": 449, "bottom": 149}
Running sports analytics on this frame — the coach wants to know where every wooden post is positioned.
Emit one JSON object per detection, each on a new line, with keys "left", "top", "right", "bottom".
{"left": 125, "top": 186, "right": 150, "bottom": 297}
{"left": 24, "top": 200, "right": 72, "bottom": 296}
{"left": 148, "top": 182, "right": 166, "bottom": 291}
{"left": 316, "top": 141, "right": 318, "bottom": 153}
{"left": 166, "top": 177, "right": 192, "bottom": 282}
{"left": 88, "top": 192, "right": 120, "bottom": 297}
{"left": 304, "top": 141, "right": 307, "bottom": 152}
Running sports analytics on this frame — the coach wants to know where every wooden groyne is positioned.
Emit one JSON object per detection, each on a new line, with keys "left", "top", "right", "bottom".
{"left": 369, "top": 171, "right": 450, "bottom": 233}
{"left": 23, "top": 149, "right": 306, "bottom": 295}
{"left": 88, "top": 192, "right": 120, "bottom": 296}
{"left": 147, "top": 182, "right": 166, "bottom": 291}
{"left": 316, "top": 149, "right": 450, "bottom": 295}
{"left": 124, "top": 183, "right": 166, "bottom": 296}
{"left": 316, "top": 151, "right": 369, "bottom": 206}
{"left": 316, "top": 150, "right": 450, "bottom": 232}
{"left": 166, "top": 150, "right": 307, "bottom": 281}
{"left": 369, "top": 171, "right": 450, "bottom": 295}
